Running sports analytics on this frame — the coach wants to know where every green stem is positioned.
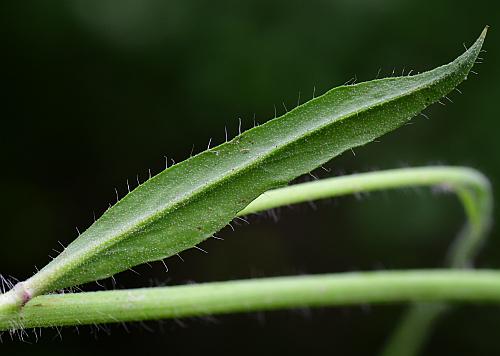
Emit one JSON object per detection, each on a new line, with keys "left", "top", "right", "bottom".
{"left": 240, "top": 166, "right": 492, "bottom": 356}
{"left": 238, "top": 166, "right": 493, "bottom": 355}
{"left": 240, "top": 166, "right": 491, "bottom": 242}
{"left": 0, "top": 166, "right": 492, "bottom": 338}
{"left": 240, "top": 166, "right": 491, "bottom": 355}
{"left": 2, "top": 270, "right": 500, "bottom": 330}
{"left": 380, "top": 171, "right": 492, "bottom": 356}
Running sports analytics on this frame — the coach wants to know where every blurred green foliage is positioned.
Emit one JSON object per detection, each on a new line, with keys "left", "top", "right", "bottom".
{"left": 0, "top": 1, "right": 498, "bottom": 355}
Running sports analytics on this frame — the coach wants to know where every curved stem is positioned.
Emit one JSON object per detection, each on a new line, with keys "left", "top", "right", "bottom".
{"left": 239, "top": 167, "right": 492, "bottom": 246}
{"left": 2, "top": 270, "right": 500, "bottom": 331}
{"left": 380, "top": 173, "right": 492, "bottom": 356}
{"left": 239, "top": 166, "right": 492, "bottom": 356}
{"left": 0, "top": 166, "right": 493, "bottom": 340}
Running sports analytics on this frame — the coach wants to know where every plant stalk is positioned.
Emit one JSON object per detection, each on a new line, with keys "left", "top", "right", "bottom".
{"left": 0, "top": 166, "right": 492, "bottom": 337}
{"left": 239, "top": 166, "right": 492, "bottom": 356}
{"left": 2, "top": 270, "right": 500, "bottom": 331}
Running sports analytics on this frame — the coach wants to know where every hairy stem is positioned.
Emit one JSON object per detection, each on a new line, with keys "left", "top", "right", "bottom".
{"left": 380, "top": 171, "right": 492, "bottom": 356}
{"left": 240, "top": 166, "right": 491, "bottom": 240}
{"left": 239, "top": 166, "right": 492, "bottom": 356}
{"left": 0, "top": 166, "right": 492, "bottom": 336}
{"left": 2, "top": 270, "right": 500, "bottom": 330}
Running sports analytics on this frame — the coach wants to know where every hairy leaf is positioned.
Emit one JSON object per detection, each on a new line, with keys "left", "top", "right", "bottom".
{"left": 17, "top": 28, "right": 487, "bottom": 299}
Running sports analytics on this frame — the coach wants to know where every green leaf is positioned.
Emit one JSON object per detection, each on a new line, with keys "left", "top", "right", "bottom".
{"left": 9, "top": 27, "right": 487, "bottom": 303}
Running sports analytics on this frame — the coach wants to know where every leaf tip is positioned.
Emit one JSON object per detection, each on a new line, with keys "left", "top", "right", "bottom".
{"left": 481, "top": 25, "right": 489, "bottom": 39}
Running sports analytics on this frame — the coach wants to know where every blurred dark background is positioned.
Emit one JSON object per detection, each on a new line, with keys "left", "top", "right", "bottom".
{"left": 1, "top": 0, "right": 498, "bottom": 355}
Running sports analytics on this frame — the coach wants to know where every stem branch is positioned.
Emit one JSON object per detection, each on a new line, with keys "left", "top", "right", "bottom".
{"left": 0, "top": 166, "right": 493, "bottom": 344}
{"left": 241, "top": 166, "right": 492, "bottom": 356}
